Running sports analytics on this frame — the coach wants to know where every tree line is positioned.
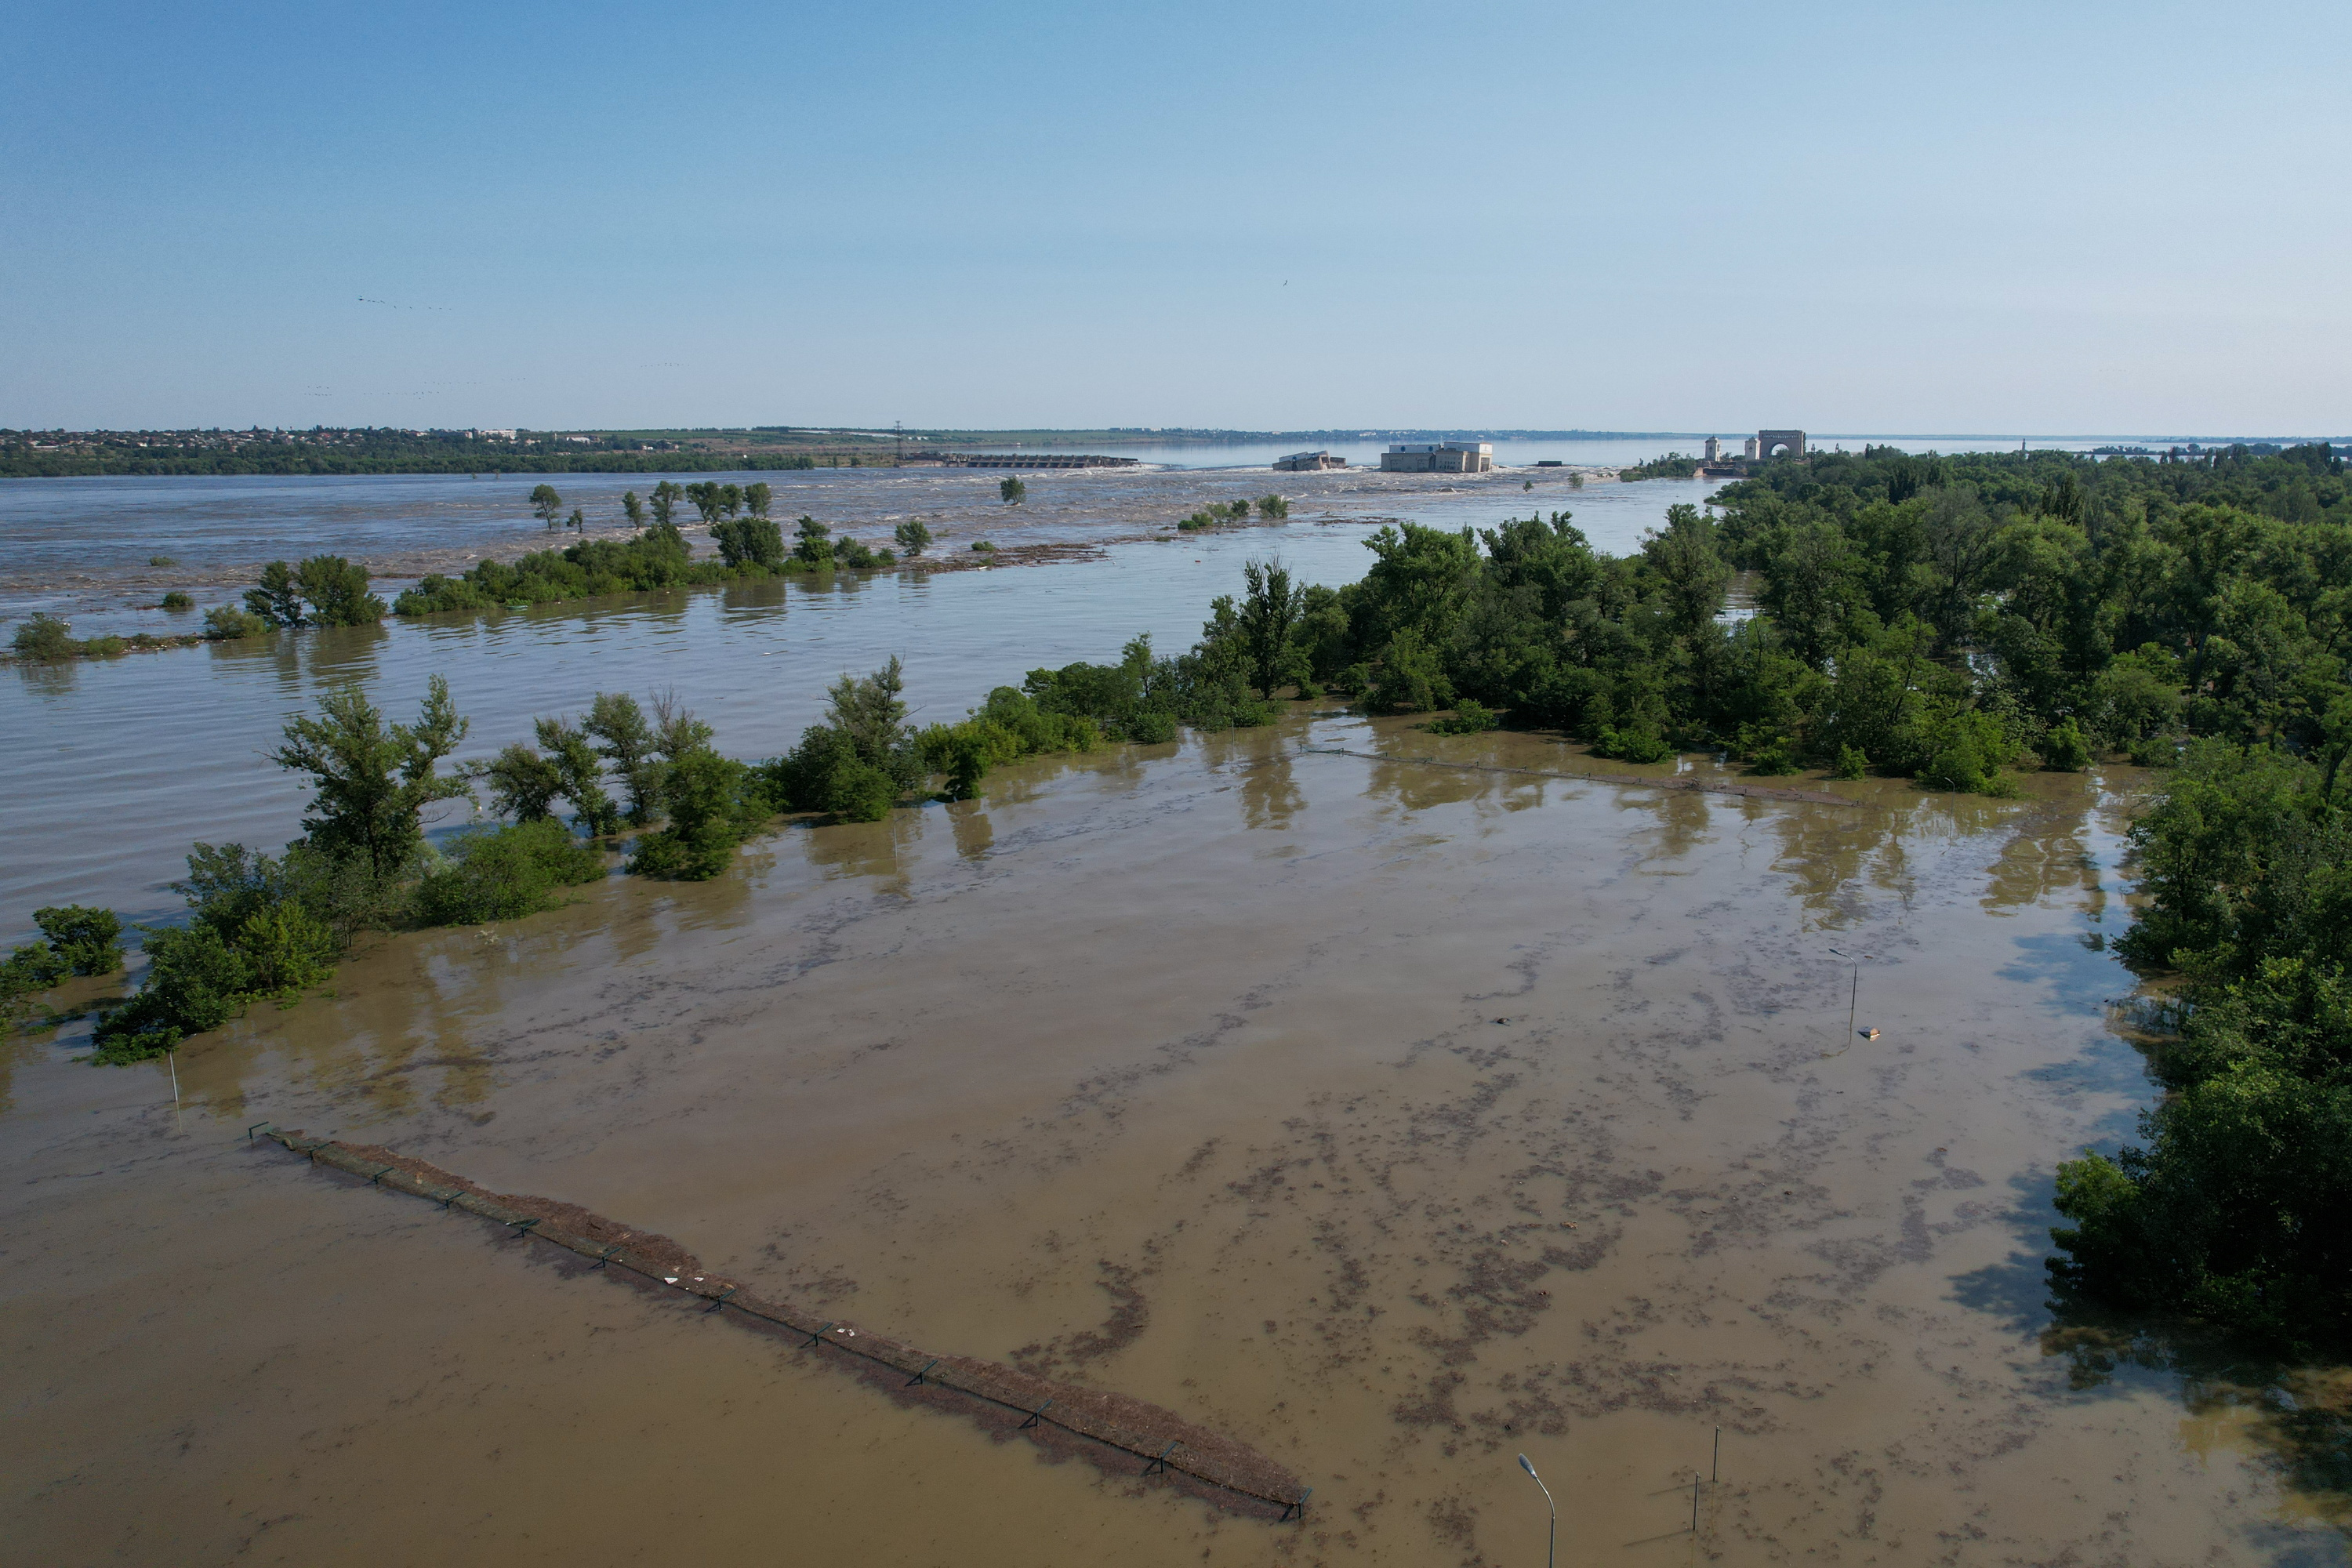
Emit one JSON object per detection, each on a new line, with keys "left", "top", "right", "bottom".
{"left": 14, "top": 587, "right": 1298, "bottom": 1060}
{"left": 0, "top": 427, "right": 834, "bottom": 478}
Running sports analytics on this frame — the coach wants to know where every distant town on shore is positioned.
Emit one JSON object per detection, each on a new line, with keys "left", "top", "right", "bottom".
{"left": 6, "top": 424, "right": 2339, "bottom": 480}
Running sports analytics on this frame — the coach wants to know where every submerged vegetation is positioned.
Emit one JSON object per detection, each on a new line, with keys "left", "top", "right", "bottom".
{"left": 1212, "top": 444, "right": 2352, "bottom": 795}
{"left": 1618, "top": 452, "right": 1702, "bottom": 481}
{"left": 1174, "top": 495, "right": 1288, "bottom": 532}
{"left": 393, "top": 511, "right": 897, "bottom": 619}
{"left": 2051, "top": 741, "right": 2352, "bottom": 1352}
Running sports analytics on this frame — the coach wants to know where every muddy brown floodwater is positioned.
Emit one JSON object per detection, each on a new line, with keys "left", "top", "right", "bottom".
{"left": 4, "top": 716, "right": 2345, "bottom": 1566}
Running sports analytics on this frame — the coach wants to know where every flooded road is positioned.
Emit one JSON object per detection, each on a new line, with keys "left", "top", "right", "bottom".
{"left": 5, "top": 717, "right": 2345, "bottom": 1565}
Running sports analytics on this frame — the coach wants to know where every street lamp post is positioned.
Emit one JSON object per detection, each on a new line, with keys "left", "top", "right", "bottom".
{"left": 1516, "top": 1453, "right": 1555, "bottom": 1568}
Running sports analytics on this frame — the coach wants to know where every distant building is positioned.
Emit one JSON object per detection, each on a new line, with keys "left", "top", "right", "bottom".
{"left": 1380, "top": 441, "right": 1494, "bottom": 474}
{"left": 1756, "top": 429, "right": 1806, "bottom": 458}
{"left": 1742, "top": 436, "right": 1762, "bottom": 460}
{"left": 1704, "top": 437, "right": 1721, "bottom": 461}
{"left": 1274, "top": 449, "right": 1347, "bottom": 471}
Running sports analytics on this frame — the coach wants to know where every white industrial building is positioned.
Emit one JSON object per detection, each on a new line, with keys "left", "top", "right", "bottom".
{"left": 1379, "top": 441, "right": 1494, "bottom": 474}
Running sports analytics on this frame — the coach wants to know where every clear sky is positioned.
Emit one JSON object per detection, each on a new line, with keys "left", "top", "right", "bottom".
{"left": 4, "top": 0, "right": 2346, "bottom": 435}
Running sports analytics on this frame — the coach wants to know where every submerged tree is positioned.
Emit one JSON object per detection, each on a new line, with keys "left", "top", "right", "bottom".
{"left": 1000, "top": 477, "right": 1026, "bottom": 505}
{"left": 1238, "top": 559, "right": 1308, "bottom": 699}
{"left": 534, "top": 715, "right": 621, "bottom": 836}
{"left": 248, "top": 557, "right": 386, "bottom": 628}
{"left": 793, "top": 515, "right": 835, "bottom": 569}
{"left": 269, "top": 677, "right": 472, "bottom": 880}
{"left": 531, "top": 484, "right": 564, "bottom": 528}
{"left": 244, "top": 561, "right": 304, "bottom": 627}
{"left": 477, "top": 742, "right": 564, "bottom": 822}
{"left": 894, "top": 519, "right": 932, "bottom": 557}
{"left": 713, "top": 514, "right": 786, "bottom": 569}
{"left": 584, "top": 691, "right": 662, "bottom": 824}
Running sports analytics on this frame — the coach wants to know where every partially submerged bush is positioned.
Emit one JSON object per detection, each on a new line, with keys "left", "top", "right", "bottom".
{"left": 203, "top": 605, "right": 270, "bottom": 640}
{"left": 913, "top": 688, "right": 1102, "bottom": 801}
{"left": 91, "top": 845, "right": 358, "bottom": 1062}
{"left": 160, "top": 591, "right": 194, "bottom": 612}
{"left": 763, "top": 660, "right": 922, "bottom": 818}
{"left": 1917, "top": 711, "right": 2020, "bottom": 795}
{"left": 416, "top": 819, "right": 605, "bottom": 922}
{"left": 2040, "top": 719, "right": 2094, "bottom": 771}
{"left": 821, "top": 759, "right": 899, "bottom": 822}
{"left": 1, "top": 942, "right": 68, "bottom": 1010}
{"left": 11, "top": 614, "right": 76, "bottom": 659}
{"left": 1425, "top": 700, "right": 1499, "bottom": 735}
{"left": 34, "top": 906, "right": 122, "bottom": 975}
{"left": 1592, "top": 720, "right": 1675, "bottom": 764}
{"left": 628, "top": 750, "right": 768, "bottom": 879}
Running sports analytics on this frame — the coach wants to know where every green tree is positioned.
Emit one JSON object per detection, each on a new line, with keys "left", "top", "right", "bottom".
{"left": 826, "top": 657, "right": 912, "bottom": 767}
{"left": 293, "top": 556, "right": 387, "bottom": 626}
{"left": 649, "top": 480, "right": 682, "bottom": 528}
{"left": 584, "top": 691, "right": 662, "bottom": 825}
{"left": 1641, "top": 504, "right": 1732, "bottom": 641}
{"left": 744, "top": 481, "right": 773, "bottom": 519}
{"left": 1237, "top": 559, "right": 1308, "bottom": 699}
{"left": 793, "top": 515, "right": 835, "bottom": 568}
{"left": 534, "top": 715, "right": 621, "bottom": 836}
{"left": 713, "top": 515, "right": 786, "bottom": 569}
{"left": 34, "top": 906, "right": 123, "bottom": 975}
{"left": 1258, "top": 494, "right": 1290, "bottom": 520}
{"left": 204, "top": 605, "right": 270, "bottom": 640}
{"left": 11, "top": 613, "right": 76, "bottom": 659}
{"left": 627, "top": 749, "right": 762, "bottom": 879}
{"left": 1000, "top": 477, "right": 1027, "bottom": 504}
{"left": 894, "top": 519, "right": 932, "bottom": 557}
{"left": 416, "top": 818, "right": 604, "bottom": 923}
{"left": 269, "top": 677, "right": 472, "bottom": 880}
{"left": 478, "top": 742, "right": 564, "bottom": 821}
{"left": 530, "top": 484, "right": 564, "bottom": 528}
{"left": 245, "top": 561, "right": 305, "bottom": 627}
{"left": 622, "top": 490, "right": 645, "bottom": 528}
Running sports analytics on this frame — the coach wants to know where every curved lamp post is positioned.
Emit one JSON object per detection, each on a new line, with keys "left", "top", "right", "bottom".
{"left": 1516, "top": 1453, "right": 1555, "bottom": 1568}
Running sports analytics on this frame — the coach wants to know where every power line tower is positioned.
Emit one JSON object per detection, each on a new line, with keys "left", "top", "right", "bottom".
{"left": 895, "top": 420, "right": 904, "bottom": 463}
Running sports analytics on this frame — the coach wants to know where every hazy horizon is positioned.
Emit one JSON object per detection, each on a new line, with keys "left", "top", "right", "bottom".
{"left": 5, "top": 0, "right": 2347, "bottom": 434}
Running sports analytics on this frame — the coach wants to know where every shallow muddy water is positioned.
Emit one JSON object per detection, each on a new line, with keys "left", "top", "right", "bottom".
{"left": 5, "top": 717, "right": 2346, "bottom": 1566}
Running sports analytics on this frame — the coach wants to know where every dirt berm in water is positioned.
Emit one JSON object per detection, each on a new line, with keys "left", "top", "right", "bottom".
{"left": 256, "top": 1124, "right": 1308, "bottom": 1516}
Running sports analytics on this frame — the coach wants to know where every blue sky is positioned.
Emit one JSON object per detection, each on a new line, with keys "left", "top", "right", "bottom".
{"left": 4, "top": 0, "right": 2346, "bottom": 434}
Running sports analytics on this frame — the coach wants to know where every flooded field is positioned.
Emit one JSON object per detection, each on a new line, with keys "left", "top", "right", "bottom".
{"left": 6, "top": 717, "right": 2347, "bottom": 1566}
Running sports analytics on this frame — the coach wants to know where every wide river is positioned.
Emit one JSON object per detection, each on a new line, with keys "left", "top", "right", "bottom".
{"left": 5, "top": 450, "right": 2344, "bottom": 1566}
